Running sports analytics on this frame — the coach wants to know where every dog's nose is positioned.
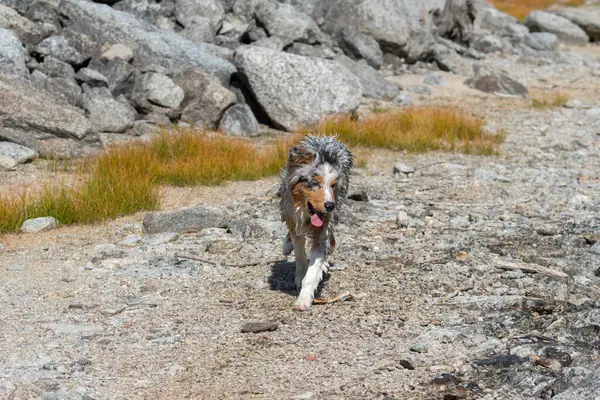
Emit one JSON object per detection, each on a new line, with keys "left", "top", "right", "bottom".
{"left": 324, "top": 201, "right": 335, "bottom": 212}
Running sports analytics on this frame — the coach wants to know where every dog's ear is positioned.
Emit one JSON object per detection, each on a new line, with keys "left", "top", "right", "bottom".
{"left": 288, "top": 145, "right": 314, "bottom": 168}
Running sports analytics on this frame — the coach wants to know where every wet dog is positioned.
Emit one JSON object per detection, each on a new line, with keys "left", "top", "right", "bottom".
{"left": 279, "top": 135, "right": 353, "bottom": 310}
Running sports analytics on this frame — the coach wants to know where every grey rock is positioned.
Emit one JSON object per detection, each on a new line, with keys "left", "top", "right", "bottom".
{"left": 59, "top": 0, "right": 236, "bottom": 85}
{"left": 25, "top": 1, "right": 61, "bottom": 27}
{"left": 465, "top": 64, "right": 528, "bottom": 97}
{"left": 318, "top": 0, "right": 443, "bottom": 63}
{"left": 477, "top": 7, "right": 517, "bottom": 31}
{"left": 255, "top": 2, "right": 323, "bottom": 44}
{"left": 334, "top": 55, "right": 400, "bottom": 101}
{"left": 34, "top": 35, "right": 87, "bottom": 65}
{"left": 112, "top": 0, "right": 164, "bottom": 23}
{"left": 219, "top": 103, "right": 260, "bottom": 136}
{"left": 0, "top": 4, "right": 51, "bottom": 45}
{"left": 118, "top": 234, "right": 142, "bottom": 247}
{"left": 175, "top": 0, "right": 224, "bottom": 28}
{"left": 500, "top": 24, "right": 530, "bottom": 43}
{"left": 0, "top": 142, "right": 37, "bottom": 170}
{"left": 143, "top": 204, "right": 229, "bottom": 234}
{"left": 80, "top": 91, "right": 136, "bottom": 133}
{"left": 524, "top": 10, "right": 589, "bottom": 45}
{"left": 409, "top": 342, "right": 428, "bottom": 353}
{"left": 100, "top": 43, "right": 134, "bottom": 62}
{"left": 173, "top": 68, "right": 236, "bottom": 129}
{"left": 423, "top": 74, "right": 445, "bottom": 86}
{"left": 234, "top": 45, "right": 362, "bottom": 131}
{"left": 552, "top": 7, "right": 600, "bottom": 42}
{"left": 247, "top": 24, "right": 268, "bottom": 42}
{"left": 553, "top": 367, "right": 600, "bottom": 400}
{"left": 569, "top": 194, "right": 592, "bottom": 209}
{"left": 30, "top": 69, "right": 47, "bottom": 84}
{"left": 181, "top": 16, "right": 218, "bottom": 44}
{"left": 39, "top": 56, "right": 75, "bottom": 79}
{"left": 75, "top": 68, "right": 108, "bottom": 87}
{"left": 41, "top": 77, "right": 82, "bottom": 106}
{"left": 590, "top": 242, "right": 600, "bottom": 256}
{"left": 6, "top": 265, "right": 24, "bottom": 271}
{"left": 93, "top": 243, "right": 126, "bottom": 260}
{"left": 0, "top": 77, "right": 92, "bottom": 151}
{"left": 0, "top": 28, "right": 27, "bottom": 79}
{"left": 219, "top": 14, "right": 249, "bottom": 41}
{"left": 407, "top": 85, "right": 432, "bottom": 95}
{"left": 396, "top": 211, "right": 410, "bottom": 228}
{"left": 393, "top": 91, "right": 412, "bottom": 106}
{"left": 471, "top": 34, "right": 506, "bottom": 54}
{"left": 141, "top": 232, "right": 180, "bottom": 246}
{"left": 240, "top": 321, "right": 278, "bottom": 333}
{"left": 132, "top": 72, "right": 184, "bottom": 114}
{"left": 89, "top": 57, "right": 137, "bottom": 98}
{"left": 523, "top": 32, "right": 559, "bottom": 51}
{"left": 287, "top": 43, "right": 334, "bottom": 59}
{"left": 433, "top": 41, "right": 472, "bottom": 75}
{"left": 339, "top": 26, "right": 383, "bottom": 69}
{"left": 21, "top": 217, "right": 59, "bottom": 233}
{"left": 228, "top": 218, "right": 284, "bottom": 239}
{"left": 251, "top": 36, "right": 285, "bottom": 51}
{"left": 393, "top": 163, "right": 415, "bottom": 175}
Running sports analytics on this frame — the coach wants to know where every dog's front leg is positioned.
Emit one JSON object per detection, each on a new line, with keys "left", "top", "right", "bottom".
{"left": 294, "top": 241, "right": 326, "bottom": 311}
{"left": 293, "top": 234, "right": 308, "bottom": 291}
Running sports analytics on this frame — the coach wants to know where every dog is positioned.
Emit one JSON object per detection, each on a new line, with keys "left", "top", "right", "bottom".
{"left": 279, "top": 135, "right": 353, "bottom": 310}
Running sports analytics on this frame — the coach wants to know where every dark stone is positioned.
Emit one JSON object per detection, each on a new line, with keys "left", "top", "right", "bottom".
{"left": 348, "top": 191, "right": 369, "bottom": 202}
{"left": 473, "top": 354, "right": 524, "bottom": 368}
{"left": 240, "top": 321, "right": 279, "bottom": 333}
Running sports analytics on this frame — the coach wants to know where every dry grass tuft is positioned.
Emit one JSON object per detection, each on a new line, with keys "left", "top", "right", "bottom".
{"left": 147, "top": 131, "right": 290, "bottom": 186}
{"left": 0, "top": 131, "right": 292, "bottom": 233}
{"left": 0, "top": 109, "right": 501, "bottom": 234}
{"left": 531, "top": 92, "right": 570, "bottom": 109}
{"left": 491, "top": 0, "right": 586, "bottom": 20}
{"left": 310, "top": 108, "right": 503, "bottom": 156}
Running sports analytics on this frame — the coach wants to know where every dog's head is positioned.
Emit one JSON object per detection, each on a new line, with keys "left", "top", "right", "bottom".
{"left": 286, "top": 136, "right": 353, "bottom": 228}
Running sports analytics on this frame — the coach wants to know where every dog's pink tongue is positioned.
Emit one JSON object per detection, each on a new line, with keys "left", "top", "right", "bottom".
{"left": 311, "top": 213, "right": 324, "bottom": 227}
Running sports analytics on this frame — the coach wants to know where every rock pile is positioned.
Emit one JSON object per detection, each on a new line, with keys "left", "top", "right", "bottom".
{"left": 0, "top": 0, "right": 597, "bottom": 163}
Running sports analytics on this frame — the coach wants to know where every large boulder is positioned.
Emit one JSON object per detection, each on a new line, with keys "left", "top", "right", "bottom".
{"left": 0, "top": 77, "right": 97, "bottom": 158}
{"left": 255, "top": 2, "right": 324, "bottom": 44}
{"left": 234, "top": 46, "right": 362, "bottom": 131}
{"left": 0, "top": 4, "right": 52, "bottom": 45}
{"left": 0, "top": 28, "right": 27, "bottom": 79}
{"left": 88, "top": 57, "right": 137, "bottom": 98}
{"left": 464, "top": 64, "right": 528, "bottom": 97}
{"left": 80, "top": 90, "right": 136, "bottom": 133}
{"left": 334, "top": 55, "right": 400, "bottom": 101}
{"left": 523, "top": 32, "right": 559, "bottom": 52}
{"left": 33, "top": 35, "right": 87, "bottom": 65}
{"left": 218, "top": 103, "right": 260, "bottom": 136}
{"left": 552, "top": 7, "right": 600, "bottom": 42}
{"left": 58, "top": 0, "right": 236, "bottom": 85}
{"left": 175, "top": 0, "right": 224, "bottom": 28}
{"left": 143, "top": 204, "right": 229, "bottom": 234}
{"left": 0, "top": 141, "right": 37, "bottom": 170}
{"left": 338, "top": 26, "right": 384, "bottom": 69}
{"left": 524, "top": 10, "right": 589, "bottom": 45}
{"left": 317, "top": 0, "right": 444, "bottom": 63}
{"left": 173, "top": 68, "right": 237, "bottom": 129}
{"left": 131, "top": 72, "right": 184, "bottom": 115}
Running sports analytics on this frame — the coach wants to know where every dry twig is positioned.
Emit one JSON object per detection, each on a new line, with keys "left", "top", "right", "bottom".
{"left": 175, "top": 252, "right": 284, "bottom": 268}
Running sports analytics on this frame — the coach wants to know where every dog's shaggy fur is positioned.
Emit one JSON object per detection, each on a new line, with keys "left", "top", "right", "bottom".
{"left": 279, "top": 135, "right": 353, "bottom": 310}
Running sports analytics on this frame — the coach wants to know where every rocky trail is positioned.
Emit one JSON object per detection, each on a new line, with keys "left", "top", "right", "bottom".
{"left": 2, "top": 44, "right": 600, "bottom": 399}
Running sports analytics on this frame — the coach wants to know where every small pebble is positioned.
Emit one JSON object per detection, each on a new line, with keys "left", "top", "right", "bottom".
{"left": 241, "top": 321, "right": 278, "bottom": 333}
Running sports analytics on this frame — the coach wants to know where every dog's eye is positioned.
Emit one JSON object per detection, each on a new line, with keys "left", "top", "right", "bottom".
{"left": 331, "top": 182, "right": 336, "bottom": 188}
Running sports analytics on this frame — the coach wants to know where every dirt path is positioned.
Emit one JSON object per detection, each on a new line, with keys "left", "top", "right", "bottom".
{"left": 1, "top": 48, "right": 600, "bottom": 400}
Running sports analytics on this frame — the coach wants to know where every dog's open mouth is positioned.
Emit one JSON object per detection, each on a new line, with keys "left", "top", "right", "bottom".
{"left": 307, "top": 202, "right": 324, "bottom": 227}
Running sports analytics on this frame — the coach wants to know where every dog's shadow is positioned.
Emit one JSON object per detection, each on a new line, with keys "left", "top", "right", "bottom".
{"left": 268, "top": 260, "right": 329, "bottom": 297}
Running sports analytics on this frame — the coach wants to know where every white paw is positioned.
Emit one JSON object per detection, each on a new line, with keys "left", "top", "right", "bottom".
{"left": 294, "top": 296, "right": 312, "bottom": 311}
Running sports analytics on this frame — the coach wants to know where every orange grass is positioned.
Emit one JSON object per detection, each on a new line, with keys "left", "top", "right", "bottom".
{"left": 0, "top": 132, "right": 292, "bottom": 233}
{"left": 310, "top": 108, "right": 503, "bottom": 156}
{"left": 491, "top": 0, "right": 586, "bottom": 20}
